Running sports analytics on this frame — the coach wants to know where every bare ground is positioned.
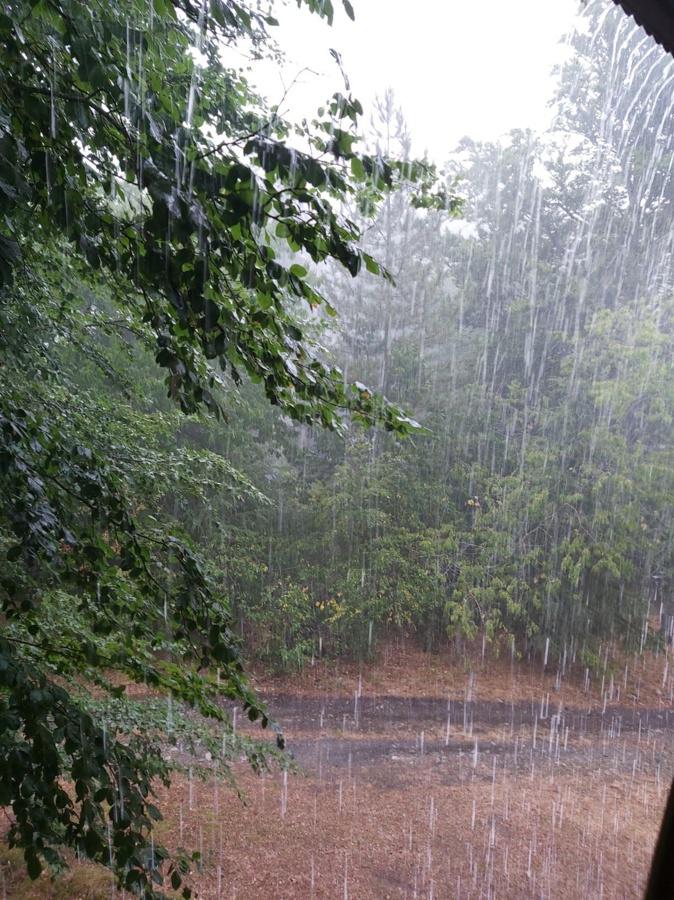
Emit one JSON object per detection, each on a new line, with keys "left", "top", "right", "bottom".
{"left": 169, "top": 644, "right": 674, "bottom": 899}
{"left": 5, "top": 643, "right": 674, "bottom": 898}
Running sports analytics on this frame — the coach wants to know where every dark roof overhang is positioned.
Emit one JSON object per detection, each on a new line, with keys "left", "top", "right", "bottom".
{"left": 614, "top": 0, "right": 674, "bottom": 56}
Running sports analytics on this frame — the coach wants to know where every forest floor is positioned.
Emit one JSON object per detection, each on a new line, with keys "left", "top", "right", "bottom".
{"left": 3, "top": 641, "right": 674, "bottom": 899}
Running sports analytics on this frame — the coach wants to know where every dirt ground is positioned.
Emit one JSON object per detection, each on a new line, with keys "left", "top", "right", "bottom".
{"left": 4, "top": 642, "right": 673, "bottom": 899}
{"left": 170, "top": 643, "right": 673, "bottom": 899}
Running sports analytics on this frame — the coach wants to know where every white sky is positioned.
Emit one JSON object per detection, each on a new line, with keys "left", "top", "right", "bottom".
{"left": 248, "top": 0, "right": 585, "bottom": 162}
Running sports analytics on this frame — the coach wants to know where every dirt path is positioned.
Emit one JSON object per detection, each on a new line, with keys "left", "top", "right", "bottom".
{"left": 7, "top": 649, "right": 671, "bottom": 898}
{"left": 269, "top": 695, "right": 674, "bottom": 771}
{"left": 171, "top": 666, "right": 674, "bottom": 900}
{"left": 264, "top": 691, "right": 673, "bottom": 774}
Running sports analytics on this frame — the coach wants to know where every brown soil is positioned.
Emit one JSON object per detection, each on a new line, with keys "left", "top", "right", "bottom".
{"left": 5, "top": 644, "right": 673, "bottom": 899}
{"left": 250, "top": 639, "right": 674, "bottom": 710}
{"left": 173, "top": 644, "right": 674, "bottom": 899}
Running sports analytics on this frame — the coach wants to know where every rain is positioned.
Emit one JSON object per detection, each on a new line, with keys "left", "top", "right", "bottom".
{"left": 0, "top": 0, "right": 673, "bottom": 897}
{"left": 128, "top": 3, "right": 674, "bottom": 895}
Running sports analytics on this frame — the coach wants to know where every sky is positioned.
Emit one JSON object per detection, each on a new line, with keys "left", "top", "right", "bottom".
{"left": 247, "top": 0, "right": 584, "bottom": 162}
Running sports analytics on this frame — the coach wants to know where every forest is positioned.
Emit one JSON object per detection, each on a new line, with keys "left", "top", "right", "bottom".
{"left": 0, "top": 0, "right": 673, "bottom": 896}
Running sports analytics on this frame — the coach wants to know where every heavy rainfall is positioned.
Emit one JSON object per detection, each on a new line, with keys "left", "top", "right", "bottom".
{"left": 0, "top": 0, "right": 672, "bottom": 898}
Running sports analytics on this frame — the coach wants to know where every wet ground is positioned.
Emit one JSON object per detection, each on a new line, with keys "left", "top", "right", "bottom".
{"left": 172, "top": 673, "right": 674, "bottom": 899}
{"left": 265, "top": 691, "right": 674, "bottom": 776}
{"left": 6, "top": 651, "right": 673, "bottom": 898}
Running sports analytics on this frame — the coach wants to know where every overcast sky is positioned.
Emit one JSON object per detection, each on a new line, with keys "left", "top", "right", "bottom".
{"left": 246, "top": 0, "right": 585, "bottom": 162}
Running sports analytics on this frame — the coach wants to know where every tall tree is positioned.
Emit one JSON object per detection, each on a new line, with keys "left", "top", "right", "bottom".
{"left": 0, "top": 0, "right": 452, "bottom": 893}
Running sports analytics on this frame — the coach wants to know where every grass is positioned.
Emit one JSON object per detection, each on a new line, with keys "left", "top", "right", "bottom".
{"left": 0, "top": 846, "right": 113, "bottom": 899}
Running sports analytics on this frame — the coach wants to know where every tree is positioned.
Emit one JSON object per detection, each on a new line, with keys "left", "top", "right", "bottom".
{"left": 0, "top": 0, "right": 454, "bottom": 893}
{"left": 223, "top": 5, "right": 674, "bottom": 668}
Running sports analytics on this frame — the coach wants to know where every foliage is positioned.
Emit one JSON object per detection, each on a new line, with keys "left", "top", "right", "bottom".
{"left": 223, "top": 11, "right": 674, "bottom": 669}
{"left": 1, "top": 0, "right": 673, "bottom": 892}
{"left": 0, "top": 0, "right": 455, "bottom": 894}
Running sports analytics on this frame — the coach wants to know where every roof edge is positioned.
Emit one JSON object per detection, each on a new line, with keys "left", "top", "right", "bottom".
{"left": 613, "top": 0, "right": 674, "bottom": 56}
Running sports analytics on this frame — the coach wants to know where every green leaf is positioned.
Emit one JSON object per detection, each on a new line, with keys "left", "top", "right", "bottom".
{"left": 350, "top": 156, "right": 365, "bottom": 180}
{"left": 25, "top": 850, "right": 41, "bottom": 880}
